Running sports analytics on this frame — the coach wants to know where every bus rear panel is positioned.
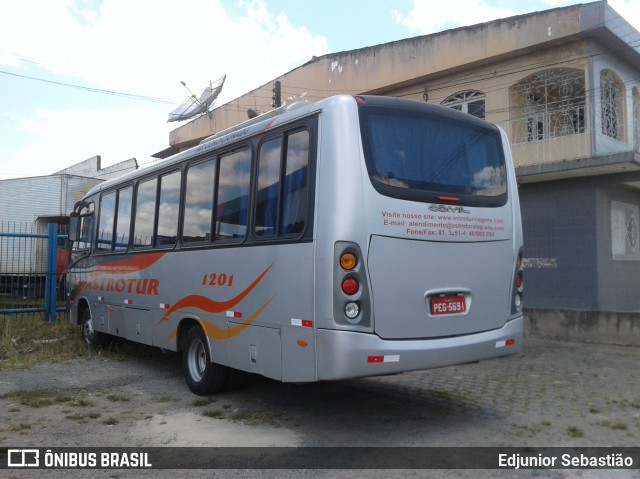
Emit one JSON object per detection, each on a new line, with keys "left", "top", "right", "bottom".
{"left": 313, "top": 95, "right": 523, "bottom": 380}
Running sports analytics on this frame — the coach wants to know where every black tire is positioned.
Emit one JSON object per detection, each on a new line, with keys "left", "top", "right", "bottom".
{"left": 80, "top": 307, "right": 103, "bottom": 349}
{"left": 182, "top": 325, "right": 228, "bottom": 395}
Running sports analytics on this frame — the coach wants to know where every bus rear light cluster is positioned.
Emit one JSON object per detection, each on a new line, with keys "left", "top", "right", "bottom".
{"left": 334, "top": 243, "right": 371, "bottom": 328}
{"left": 512, "top": 249, "right": 524, "bottom": 313}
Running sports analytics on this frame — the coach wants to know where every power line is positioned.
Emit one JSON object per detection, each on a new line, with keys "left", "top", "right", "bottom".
{"left": 0, "top": 69, "right": 175, "bottom": 104}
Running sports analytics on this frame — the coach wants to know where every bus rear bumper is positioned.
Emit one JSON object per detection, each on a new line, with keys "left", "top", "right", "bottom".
{"left": 316, "top": 315, "right": 523, "bottom": 381}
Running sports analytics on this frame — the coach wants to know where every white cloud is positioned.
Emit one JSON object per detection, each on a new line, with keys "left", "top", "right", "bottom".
{"left": 0, "top": 0, "right": 329, "bottom": 178}
{"left": 0, "top": 0, "right": 328, "bottom": 103}
{"left": 14, "top": 105, "right": 172, "bottom": 175}
{"left": 392, "top": 0, "right": 517, "bottom": 34}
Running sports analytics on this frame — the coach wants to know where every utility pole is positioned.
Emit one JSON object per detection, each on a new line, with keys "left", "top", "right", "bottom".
{"left": 272, "top": 80, "right": 281, "bottom": 108}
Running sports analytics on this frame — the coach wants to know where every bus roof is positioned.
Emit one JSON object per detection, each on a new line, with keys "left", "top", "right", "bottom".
{"left": 83, "top": 98, "right": 321, "bottom": 198}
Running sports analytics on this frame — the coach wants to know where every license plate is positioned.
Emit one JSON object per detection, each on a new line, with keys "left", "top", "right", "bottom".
{"left": 431, "top": 296, "right": 466, "bottom": 315}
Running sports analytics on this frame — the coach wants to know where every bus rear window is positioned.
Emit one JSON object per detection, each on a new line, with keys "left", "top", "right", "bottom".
{"left": 359, "top": 105, "right": 507, "bottom": 207}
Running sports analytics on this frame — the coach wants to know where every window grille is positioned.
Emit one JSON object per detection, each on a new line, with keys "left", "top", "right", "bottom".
{"left": 601, "top": 69, "right": 625, "bottom": 141}
{"left": 510, "top": 69, "right": 585, "bottom": 143}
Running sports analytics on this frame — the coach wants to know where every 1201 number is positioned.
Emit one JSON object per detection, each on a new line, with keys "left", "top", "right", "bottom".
{"left": 202, "top": 273, "right": 235, "bottom": 287}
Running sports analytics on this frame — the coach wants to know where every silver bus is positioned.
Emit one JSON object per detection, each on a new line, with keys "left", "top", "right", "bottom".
{"left": 67, "top": 95, "right": 524, "bottom": 395}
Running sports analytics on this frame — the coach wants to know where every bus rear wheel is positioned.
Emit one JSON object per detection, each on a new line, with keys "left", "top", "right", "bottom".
{"left": 183, "top": 325, "right": 228, "bottom": 395}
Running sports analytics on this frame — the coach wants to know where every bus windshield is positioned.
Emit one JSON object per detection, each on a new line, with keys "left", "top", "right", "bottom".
{"left": 358, "top": 103, "right": 508, "bottom": 207}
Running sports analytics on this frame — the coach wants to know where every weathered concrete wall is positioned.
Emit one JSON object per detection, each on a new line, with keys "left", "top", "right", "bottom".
{"left": 525, "top": 309, "right": 640, "bottom": 346}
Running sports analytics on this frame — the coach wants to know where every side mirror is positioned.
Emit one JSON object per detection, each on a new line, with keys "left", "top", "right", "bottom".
{"left": 69, "top": 212, "right": 80, "bottom": 242}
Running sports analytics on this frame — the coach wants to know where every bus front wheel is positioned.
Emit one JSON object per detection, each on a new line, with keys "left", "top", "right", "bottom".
{"left": 183, "top": 325, "right": 228, "bottom": 395}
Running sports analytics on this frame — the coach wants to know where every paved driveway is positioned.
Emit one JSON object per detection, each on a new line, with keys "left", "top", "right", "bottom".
{"left": 1, "top": 337, "right": 638, "bottom": 477}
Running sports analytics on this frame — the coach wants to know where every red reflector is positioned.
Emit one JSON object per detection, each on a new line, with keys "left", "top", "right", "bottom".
{"left": 437, "top": 196, "right": 460, "bottom": 203}
{"left": 367, "top": 356, "right": 384, "bottom": 363}
{"left": 506, "top": 338, "right": 515, "bottom": 346}
{"left": 302, "top": 319, "right": 313, "bottom": 328}
{"left": 355, "top": 96, "right": 366, "bottom": 105}
{"left": 342, "top": 278, "right": 359, "bottom": 295}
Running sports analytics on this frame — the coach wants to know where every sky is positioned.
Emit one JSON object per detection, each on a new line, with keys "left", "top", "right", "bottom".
{"left": 1, "top": 0, "right": 639, "bottom": 180}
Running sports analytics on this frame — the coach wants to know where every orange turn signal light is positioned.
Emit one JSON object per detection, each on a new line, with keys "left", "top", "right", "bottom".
{"left": 340, "top": 253, "right": 357, "bottom": 270}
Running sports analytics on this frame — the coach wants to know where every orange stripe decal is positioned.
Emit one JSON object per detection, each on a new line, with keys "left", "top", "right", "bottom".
{"left": 160, "top": 263, "right": 274, "bottom": 323}
{"left": 92, "top": 252, "right": 165, "bottom": 276}
{"left": 163, "top": 295, "right": 276, "bottom": 345}
{"left": 76, "top": 252, "right": 166, "bottom": 295}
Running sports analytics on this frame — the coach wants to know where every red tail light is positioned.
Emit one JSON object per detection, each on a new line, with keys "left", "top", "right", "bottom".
{"left": 341, "top": 278, "right": 359, "bottom": 296}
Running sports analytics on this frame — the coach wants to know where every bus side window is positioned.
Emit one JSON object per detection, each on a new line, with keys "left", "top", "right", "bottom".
{"left": 255, "top": 137, "right": 282, "bottom": 237}
{"left": 133, "top": 178, "right": 157, "bottom": 248}
{"left": 183, "top": 159, "right": 216, "bottom": 243}
{"left": 96, "top": 192, "right": 116, "bottom": 251}
{"left": 255, "top": 130, "right": 309, "bottom": 238}
{"left": 215, "top": 149, "right": 250, "bottom": 240}
{"left": 156, "top": 170, "right": 181, "bottom": 247}
{"left": 281, "top": 130, "right": 309, "bottom": 235}
{"left": 114, "top": 186, "right": 132, "bottom": 252}
{"left": 73, "top": 202, "right": 95, "bottom": 251}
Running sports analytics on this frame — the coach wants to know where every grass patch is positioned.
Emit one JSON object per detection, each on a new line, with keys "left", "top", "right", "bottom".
{"left": 230, "top": 409, "right": 282, "bottom": 425}
{"left": 0, "top": 315, "right": 89, "bottom": 370}
{"left": 11, "top": 422, "right": 31, "bottom": 432}
{"left": 106, "top": 394, "right": 130, "bottom": 403}
{"left": 192, "top": 397, "right": 217, "bottom": 407}
{"left": 10, "top": 389, "right": 74, "bottom": 408}
{"left": 0, "top": 314, "right": 162, "bottom": 371}
{"left": 155, "top": 395, "right": 179, "bottom": 403}
{"left": 598, "top": 421, "right": 628, "bottom": 431}
{"left": 10, "top": 422, "right": 32, "bottom": 432}
{"left": 567, "top": 426, "right": 585, "bottom": 438}
{"left": 202, "top": 409, "right": 225, "bottom": 419}
{"left": 511, "top": 423, "right": 540, "bottom": 438}
{"left": 65, "top": 412, "right": 101, "bottom": 422}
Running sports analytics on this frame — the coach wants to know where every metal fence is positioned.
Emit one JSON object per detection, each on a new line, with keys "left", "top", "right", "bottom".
{"left": 0, "top": 222, "right": 67, "bottom": 322}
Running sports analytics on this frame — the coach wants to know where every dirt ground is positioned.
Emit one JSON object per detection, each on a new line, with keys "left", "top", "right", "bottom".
{"left": 1, "top": 337, "right": 639, "bottom": 478}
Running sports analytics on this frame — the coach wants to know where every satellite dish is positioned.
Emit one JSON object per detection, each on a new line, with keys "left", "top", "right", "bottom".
{"left": 168, "top": 74, "right": 226, "bottom": 122}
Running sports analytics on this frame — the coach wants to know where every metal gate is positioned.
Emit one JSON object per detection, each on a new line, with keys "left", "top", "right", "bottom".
{"left": 0, "top": 222, "right": 67, "bottom": 322}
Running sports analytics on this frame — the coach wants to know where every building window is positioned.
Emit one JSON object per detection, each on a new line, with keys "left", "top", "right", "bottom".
{"left": 600, "top": 69, "right": 625, "bottom": 141}
{"left": 510, "top": 68, "right": 585, "bottom": 143}
{"left": 441, "top": 90, "right": 485, "bottom": 119}
{"left": 633, "top": 87, "right": 639, "bottom": 152}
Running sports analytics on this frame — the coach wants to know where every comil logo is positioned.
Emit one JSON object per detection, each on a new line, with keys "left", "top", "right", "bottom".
{"left": 428, "top": 204, "right": 471, "bottom": 214}
{"left": 8, "top": 449, "right": 39, "bottom": 467}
